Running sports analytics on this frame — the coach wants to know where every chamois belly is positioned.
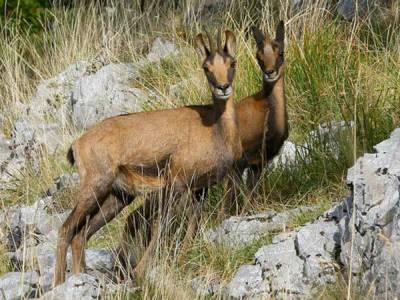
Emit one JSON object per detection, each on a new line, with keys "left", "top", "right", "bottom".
{"left": 174, "top": 142, "right": 235, "bottom": 190}
{"left": 114, "top": 149, "right": 234, "bottom": 195}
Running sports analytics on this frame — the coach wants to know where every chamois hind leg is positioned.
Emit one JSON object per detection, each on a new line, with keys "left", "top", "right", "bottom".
{"left": 132, "top": 189, "right": 181, "bottom": 279}
{"left": 117, "top": 195, "right": 158, "bottom": 279}
{"left": 121, "top": 190, "right": 203, "bottom": 272}
{"left": 132, "top": 218, "right": 160, "bottom": 280}
{"left": 70, "top": 190, "right": 135, "bottom": 274}
{"left": 177, "top": 189, "right": 205, "bottom": 265}
{"left": 54, "top": 174, "right": 114, "bottom": 286}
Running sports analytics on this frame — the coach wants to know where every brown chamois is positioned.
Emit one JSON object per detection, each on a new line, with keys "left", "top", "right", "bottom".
{"left": 118, "top": 22, "right": 289, "bottom": 266}
{"left": 53, "top": 30, "right": 242, "bottom": 286}
{"left": 223, "top": 21, "right": 288, "bottom": 212}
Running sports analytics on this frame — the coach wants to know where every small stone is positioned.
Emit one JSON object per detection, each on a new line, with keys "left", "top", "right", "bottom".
{"left": 14, "top": 242, "right": 72, "bottom": 275}
{"left": 0, "top": 271, "right": 39, "bottom": 300}
{"left": 40, "top": 273, "right": 101, "bottom": 300}
{"left": 0, "top": 208, "right": 22, "bottom": 251}
{"left": 0, "top": 132, "right": 11, "bottom": 165}
{"left": 85, "top": 248, "right": 115, "bottom": 274}
{"left": 146, "top": 38, "right": 178, "bottom": 63}
{"left": 337, "top": 0, "right": 370, "bottom": 20}
{"left": 45, "top": 172, "right": 80, "bottom": 197}
{"left": 296, "top": 221, "right": 340, "bottom": 259}
{"left": 191, "top": 277, "right": 221, "bottom": 297}
{"left": 255, "top": 237, "right": 308, "bottom": 295}
{"left": 206, "top": 206, "right": 317, "bottom": 249}
{"left": 225, "top": 264, "right": 270, "bottom": 298}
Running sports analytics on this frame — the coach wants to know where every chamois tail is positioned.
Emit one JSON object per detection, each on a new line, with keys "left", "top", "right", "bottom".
{"left": 67, "top": 146, "right": 75, "bottom": 166}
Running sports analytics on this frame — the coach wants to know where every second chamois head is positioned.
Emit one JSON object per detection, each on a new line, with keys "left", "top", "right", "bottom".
{"left": 195, "top": 30, "right": 237, "bottom": 101}
{"left": 252, "top": 21, "right": 285, "bottom": 83}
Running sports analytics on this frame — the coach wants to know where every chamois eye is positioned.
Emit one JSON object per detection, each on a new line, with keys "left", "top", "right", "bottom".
{"left": 203, "top": 65, "right": 209, "bottom": 72}
{"left": 231, "top": 61, "right": 236, "bottom": 68}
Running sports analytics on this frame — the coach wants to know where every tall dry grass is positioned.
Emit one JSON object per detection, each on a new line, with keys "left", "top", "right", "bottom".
{"left": 0, "top": 0, "right": 399, "bottom": 298}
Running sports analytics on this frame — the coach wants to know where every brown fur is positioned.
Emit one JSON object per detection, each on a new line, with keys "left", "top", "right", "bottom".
{"left": 53, "top": 31, "right": 242, "bottom": 286}
{"left": 118, "top": 22, "right": 289, "bottom": 272}
{"left": 223, "top": 21, "right": 288, "bottom": 212}
{"left": 242, "top": 21, "right": 287, "bottom": 165}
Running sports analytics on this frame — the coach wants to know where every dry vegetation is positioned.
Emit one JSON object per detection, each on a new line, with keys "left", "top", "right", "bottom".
{"left": 0, "top": 0, "right": 399, "bottom": 299}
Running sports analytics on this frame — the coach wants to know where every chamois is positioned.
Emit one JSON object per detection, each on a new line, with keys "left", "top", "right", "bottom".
{"left": 118, "top": 21, "right": 289, "bottom": 266}
{"left": 224, "top": 20, "right": 288, "bottom": 211}
{"left": 53, "top": 30, "right": 242, "bottom": 286}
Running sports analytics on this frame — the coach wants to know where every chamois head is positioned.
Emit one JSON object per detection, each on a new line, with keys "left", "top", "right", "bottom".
{"left": 195, "top": 30, "right": 237, "bottom": 101}
{"left": 252, "top": 21, "right": 285, "bottom": 83}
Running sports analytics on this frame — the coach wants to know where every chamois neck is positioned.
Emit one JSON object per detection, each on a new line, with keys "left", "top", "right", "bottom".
{"left": 262, "top": 75, "right": 283, "bottom": 96}
{"left": 213, "top": 94, "right": 242, "bottom": 159}
{"left": 263, "top": 75, "right": 288, "bottom": 138}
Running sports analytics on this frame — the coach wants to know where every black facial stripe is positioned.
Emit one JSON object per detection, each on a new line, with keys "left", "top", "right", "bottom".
{"left": 227, "top": 67, "right": 235, "bottom": 84}
{"left": 206, "top": 72, "right": 218, "bottom": 86}
{"left": 276, "top": 55, "right": 284, "bottom": 70}
{"left": 207, "top": 52, "right": 217, "bottom": 63}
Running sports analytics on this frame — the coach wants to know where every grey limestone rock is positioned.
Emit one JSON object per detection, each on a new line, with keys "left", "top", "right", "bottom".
{"left": 0, "top": 271, "right": 39, "bottom": 300}
{"left": 71, "top": 63, "right": 145, "bottom": 128}
{"left": 146, "top": 38, "right": 178, "bottom": 63}
{"left": 206, "top": 206, "right": 317, "bottom": 249}
{"left": 225, "top": 264, "right": 270, "bottom": 299}
{"left": 340, "top": 128, "right": 400, "bottom": 297}
{"left": 255, "top": 236, "right": 308, "bottom": 296}
{"left": 40, "top": 273, "right": 101, "bottom": 300}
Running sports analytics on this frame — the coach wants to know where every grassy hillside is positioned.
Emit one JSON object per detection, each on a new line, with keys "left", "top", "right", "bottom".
{"left": 0, "top": 0, "right": 399, "bottom": 298}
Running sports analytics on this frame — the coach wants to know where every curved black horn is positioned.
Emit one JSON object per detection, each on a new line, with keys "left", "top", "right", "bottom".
{"left": 217, "top": 29, "right": 222, "bottom": 52}
{"left": 205, "top": 30, "right": 215, "bottom": 52}
{"left": 251, "top": 26, "right": 265, "bottom": 47}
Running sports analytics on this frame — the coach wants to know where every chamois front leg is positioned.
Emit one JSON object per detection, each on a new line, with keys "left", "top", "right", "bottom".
{"left": 219, "top": 165, "right": 246, "bottom": 219}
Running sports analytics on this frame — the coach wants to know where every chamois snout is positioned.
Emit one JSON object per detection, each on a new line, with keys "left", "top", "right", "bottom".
{"left": 264, "top": 69, "right": 278, "bottom": 82}
{"left": 214, "top": 83, "right": 233, "bottom": 100}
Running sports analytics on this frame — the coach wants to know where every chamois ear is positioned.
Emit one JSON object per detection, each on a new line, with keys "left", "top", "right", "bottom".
{"left": 224, "top": 30, "right": 236, "bottom": 57}
{"left": 195, "top": 33, "right": 210, "bottom": 60}
{"left": 251, "top": 26, "right": 265, "bottom": 48}
{"left": 275, "top": 20, "right": 285, "bottom": 43}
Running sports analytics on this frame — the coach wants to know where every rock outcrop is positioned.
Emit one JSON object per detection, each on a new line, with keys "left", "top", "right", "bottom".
{"left": 337, "top": 0, "right": 391, "bottom": 20}
{"left": 71, "top": 63, "right": 145, "bottom": 129}
{"left": 201, "top": 128, "right": 400, "bottom": 299}
{"left": 340, "top": 128, "right": 400, "bottom": 297}
{"left": 290, "top": 0, "right": 391, "bottom": 20}
{"left": 206, "top": 206, "right": 317, "bottom": 249}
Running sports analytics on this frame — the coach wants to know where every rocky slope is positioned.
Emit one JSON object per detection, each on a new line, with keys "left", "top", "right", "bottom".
{"left": 0, "top": 33, "right": 399, "bottom": 299}
{"left": 2, "top": 128, "right": 399, "bottom": 299}
{"left": 196, "top": 128, "right": 400, "bottom": 299}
